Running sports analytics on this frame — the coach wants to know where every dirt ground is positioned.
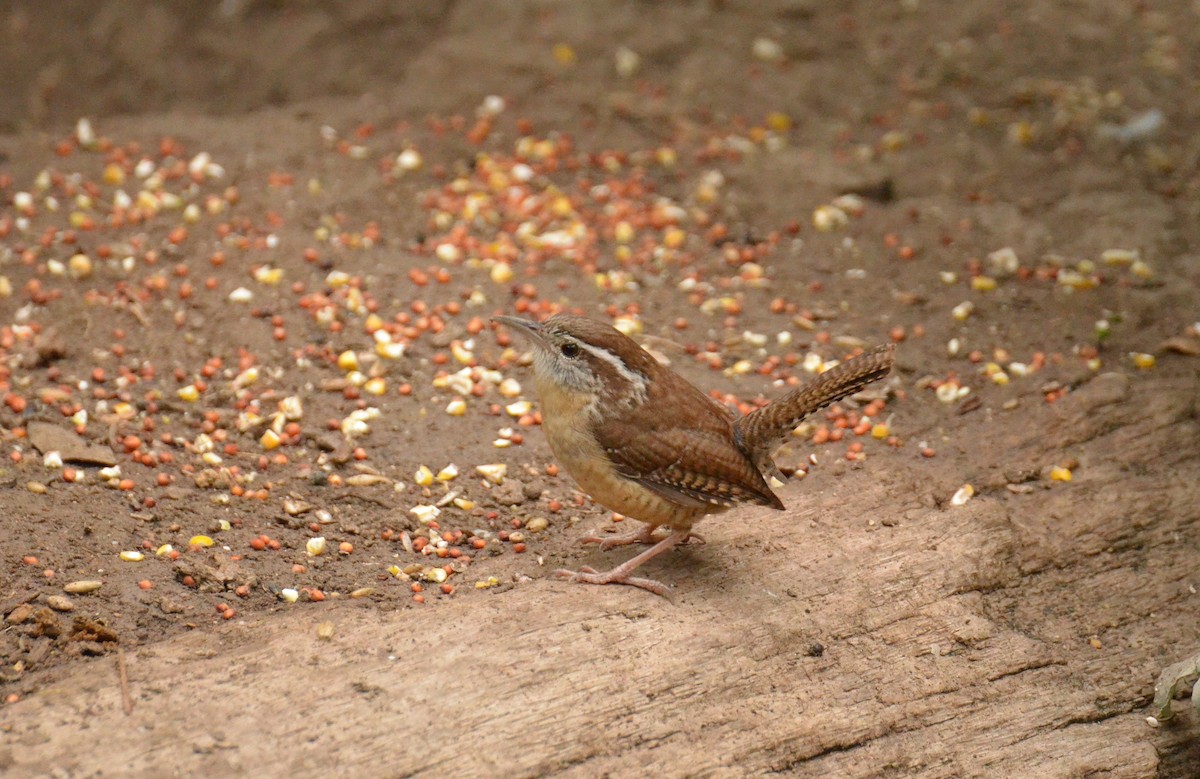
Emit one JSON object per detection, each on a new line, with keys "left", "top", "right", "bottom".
{"left": 2, "top": 1, "right": 1199, "bottom": 777}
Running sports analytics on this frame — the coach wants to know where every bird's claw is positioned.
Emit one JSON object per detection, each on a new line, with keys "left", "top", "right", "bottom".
{"left": 552, "top": 567, "right": 674, "bottom": 599}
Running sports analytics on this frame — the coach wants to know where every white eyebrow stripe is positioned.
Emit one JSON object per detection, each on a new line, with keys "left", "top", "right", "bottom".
{"left": 575, "top": 339, "right": 648, "bottom": 404}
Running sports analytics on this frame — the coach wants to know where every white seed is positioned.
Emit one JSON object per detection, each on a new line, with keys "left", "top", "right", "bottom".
{"left": 446, "top": 369, "right": 474, "bottom": 396}
{"left": 752, "top": 37, "right": 784, "bottom": 62}
{"left": 505, "top": 400, "right": 531, "bottom": 417}
{"left": 345, "top": 474, "right": 389, "bottom": 486}
{"left": 306, "top": 537, "right": 327, "bottom": 557}
{"left": 422, "top": 567, "right": 448, "bottom": 584}
{"left": 987, "top": 247, "right": 1020, "bottom": 277}
{"left": 476, "top": 463, "right": 507, "bottom": 484}
{"left": 377, "top": 341, "right": 406, "bottom": 360}
{"left": 46, "top": 595, "right": 75, "bottom": 612}
{"left": 233, "top": 367, "right": 259, "bottom": 388}
{"left": 936, "top": 383, "right": 962, "bottom": 403}
{"left": 119, "top": 550, "right": 145, "bottom": 562}
{"left": 436, "top": 464, "right": 459, "bottom": 482}
{"left": 397, "top": 148, "right": 423, "bottom": 171}
{"left": 613, "top": 316, "right": 642, "bottom": 336}
{"left": 280, "top": 588, "right": 299, "bottom": 603}
{"left": 280, "top": 396, "right": 303, "bottom": 420}
{"left": 228, "top": 287, "right": 253, "bottom": 303}
{"left": 446, "top": 398, "right": 468, "bottom": 416}
{"left": 75, "top": 117, "right": 96, "bottom": 147}
{"left": 409, "top": 505, "right": 441, "bottom": 524}
{"left": 478, "top": 94, "right": 506, "bottom": 116}
{"left": 188, "top": 152, "right": 212, "bottom": 178}
{"left": 950, "top": 484, "right": 975, "bottom": 506}
{"left": 813, "top": 205, "right": 848, "bottom": 231}
{"left": 43, "top": 451, "right": 63, "bottom": 469}
{"left": 614, "top": 46, "right": 641, "bottom": 77}
{"left": 451, "top": 341, "right": 474, "bottom": 364}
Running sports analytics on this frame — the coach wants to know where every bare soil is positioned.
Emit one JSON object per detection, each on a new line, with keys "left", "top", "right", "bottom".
{"left": 1, "top": 2, "right": 1198, "bottom": 777}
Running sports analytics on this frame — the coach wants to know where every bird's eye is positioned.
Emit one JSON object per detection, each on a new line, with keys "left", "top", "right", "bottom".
{"left": 560, "top": 342, "right": 580, "bottom": 358}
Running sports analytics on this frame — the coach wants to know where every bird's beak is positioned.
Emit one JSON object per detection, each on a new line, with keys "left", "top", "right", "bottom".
{"left": 492, "top": 315, "right": 546, "bottom": 346}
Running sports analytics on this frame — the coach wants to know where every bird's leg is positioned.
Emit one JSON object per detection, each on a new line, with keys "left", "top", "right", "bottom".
{"left": 581, "top": 524, "right": 704, "bottom": 550}
{"left": 580, "top": 523, "right": 658, "bottom": 550}
{"left": 554, "top": 528, "right": 691, "bottom": 598}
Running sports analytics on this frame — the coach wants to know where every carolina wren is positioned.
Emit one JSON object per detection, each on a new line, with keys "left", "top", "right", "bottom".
{"left": 494, "top": 314, "right": 895, "bottom": 597}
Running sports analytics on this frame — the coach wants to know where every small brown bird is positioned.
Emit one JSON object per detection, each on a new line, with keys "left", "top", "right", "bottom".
{"left": 495, "top": 314, "right": 895, "bottom": 597}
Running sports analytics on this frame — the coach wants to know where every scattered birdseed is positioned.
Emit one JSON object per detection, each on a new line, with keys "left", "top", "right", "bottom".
{"left": 63, "top": 580, "right": 103, "bottom": 594}
{"left": 1050, "top": 466, "right": 1073, "bottom": 482}
{"left": 950, "top": 484, "right": 975, "bottom": 506}
{"left": 46, "top": 595, "right": 75, "bottom": 612}
{"left": 410, "top": 505, "right": 441, "bottom": 524}
{"left": 1131, "top": 353, "right": 1156, "bottom": 370}
{"left": 476, "top": 464, "right": 507, "bottom": 484}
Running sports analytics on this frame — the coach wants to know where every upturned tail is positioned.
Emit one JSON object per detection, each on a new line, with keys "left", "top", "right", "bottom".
{"left": 734, "top": 343, "right": 895, "bottom": 479}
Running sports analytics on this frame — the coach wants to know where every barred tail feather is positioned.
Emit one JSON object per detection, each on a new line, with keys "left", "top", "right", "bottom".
{"left": 734, "top": 344, "right": 895, "bottom": 474}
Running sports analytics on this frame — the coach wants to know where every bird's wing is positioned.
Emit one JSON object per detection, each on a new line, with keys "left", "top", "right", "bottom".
{"left": 594, "top": 413, "right": 784, "bottom": 511}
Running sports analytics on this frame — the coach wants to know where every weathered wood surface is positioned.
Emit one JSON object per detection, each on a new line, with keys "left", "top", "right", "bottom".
{"left": 3, "top": 373, "right": 1197, "bottom": 778}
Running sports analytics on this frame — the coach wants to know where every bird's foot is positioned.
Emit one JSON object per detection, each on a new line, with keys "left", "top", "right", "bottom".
{"left": 580, "top": 525, "right": 657, "bottom": 550}
{"left": 552, "top": 566, "right": 673, "bottom": 599}
{"left": 580, "top": 526, "right": 704, "bottom": 550}
{"left": 554, "top": 528, "right": 690, "bottom": 600}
